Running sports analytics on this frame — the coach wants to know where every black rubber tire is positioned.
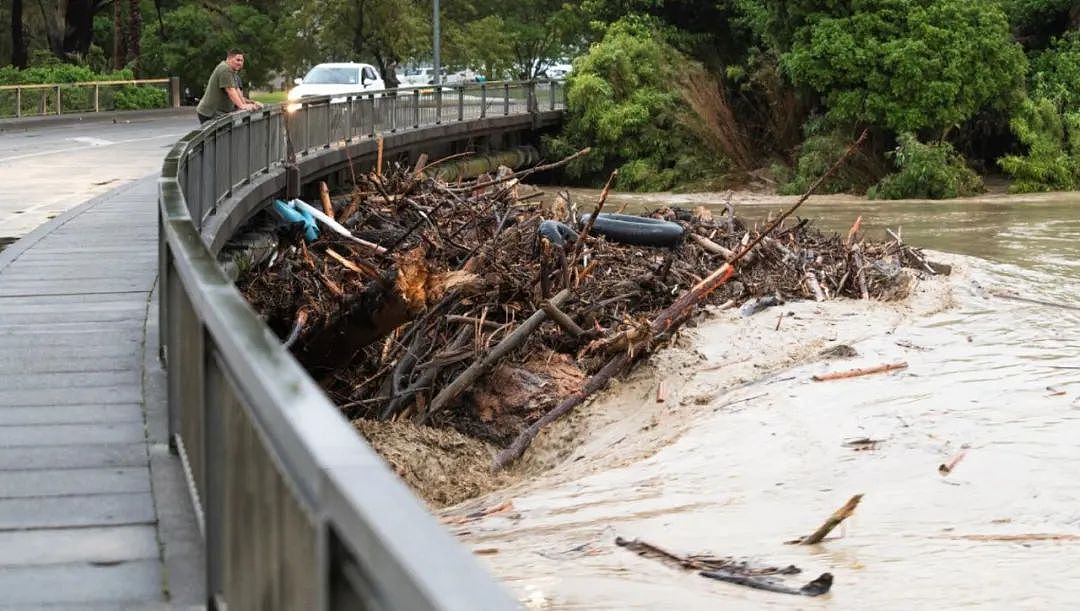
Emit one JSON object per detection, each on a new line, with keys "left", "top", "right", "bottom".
{"left": 537, "top": 220, "right": 578, "bottom": 248}
{"left": 577, "top": 212, "right": 684, "bottom": 247}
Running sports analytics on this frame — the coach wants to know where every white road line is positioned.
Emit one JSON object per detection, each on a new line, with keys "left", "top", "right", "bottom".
{"left": 68, "top": 136, "right": 115, "bottom": 146}
{"left": 0, "top": 133, "right": 185, "bottom": 163}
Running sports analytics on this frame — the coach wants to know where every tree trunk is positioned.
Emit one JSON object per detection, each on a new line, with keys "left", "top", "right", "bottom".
{"left": 127, "top": 0, "right": 141, "bottom": 75}
{"left": 113, "top": 0, "right": 122, "bottom": 69}
{"left": 11, "top": 0, "right": 27, "bottom": 68}
{"left": 61, "top": 0, "right": 95, "bottom": 58}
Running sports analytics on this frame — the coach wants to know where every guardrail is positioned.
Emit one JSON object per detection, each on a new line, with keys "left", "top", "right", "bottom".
{"left": 0, "top": 77, "right": 180, "bottom": 118}
{"left": 159, "top": 80, "right": 565, "bottom": 610}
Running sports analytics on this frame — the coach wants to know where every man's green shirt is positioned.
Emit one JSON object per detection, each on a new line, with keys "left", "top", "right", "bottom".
{"left": 197, "top": 61, "right": 240, "bottom": 117}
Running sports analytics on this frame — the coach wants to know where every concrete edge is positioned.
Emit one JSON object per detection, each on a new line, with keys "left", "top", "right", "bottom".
{"left": 0, "top": 176, "right": 154, "bottom": 273}
{"left": 0, "top": 107, "right": 195, "bottom": 133}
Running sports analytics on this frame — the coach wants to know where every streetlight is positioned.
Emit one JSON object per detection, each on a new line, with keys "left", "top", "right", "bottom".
{"left": 433, "top": 0, "right": 441, "bottom": 86}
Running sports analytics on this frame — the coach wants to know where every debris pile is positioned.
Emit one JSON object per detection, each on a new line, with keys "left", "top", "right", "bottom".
{"left": 234, "top": 150, "right": 939, "bottom": 466}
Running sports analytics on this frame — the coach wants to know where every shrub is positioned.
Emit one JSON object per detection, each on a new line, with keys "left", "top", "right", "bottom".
{"left": 778, "top": 120, "right": 882, "bottom": 195}
{"left": 997, "top": 33, "right": 1080, "bottom": 192}
{"left": 113, "top": 86, "right": 168, "bottom": 110}
{"left": 998, "top": 97, "right": 1079, "bottom": 193}
{"left": 868, "top": 133, "right": 983, "bottom": 199}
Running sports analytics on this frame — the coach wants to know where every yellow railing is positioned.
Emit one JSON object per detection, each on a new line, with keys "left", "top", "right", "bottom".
{"left": 0, "top": 77, "right": 179, "bottom": 118}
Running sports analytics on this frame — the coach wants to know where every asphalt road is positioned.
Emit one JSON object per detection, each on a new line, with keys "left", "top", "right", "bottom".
{"left": 0, "top": 111, "right": 199, "bottom": 241}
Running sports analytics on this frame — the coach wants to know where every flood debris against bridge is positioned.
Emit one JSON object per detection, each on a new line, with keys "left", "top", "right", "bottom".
{"left": 232, "top": 137, "right": 941, "bottom": 495}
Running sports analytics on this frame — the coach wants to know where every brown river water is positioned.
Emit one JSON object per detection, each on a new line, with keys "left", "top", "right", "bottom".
{"left": 455, "top": 189, "right": 1080, "bottom": 609}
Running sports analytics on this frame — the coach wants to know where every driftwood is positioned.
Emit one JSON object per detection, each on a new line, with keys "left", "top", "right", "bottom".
{"left": 812, "top": 361, "right": 908, "bottom": 381}
{"left": 418, "top": 289, "right": 570, "bottom": 423}
{"left": 938, "top": 450, "right": 967, "bottom": 476}
{"left": 494, "top": 130, "right": 869, "bottom": 470}
{"left": 789, "top": 494, "right": 863, "bottom": 544}
{"left": 615, "top": 536, "right": 832, "bottom": 597}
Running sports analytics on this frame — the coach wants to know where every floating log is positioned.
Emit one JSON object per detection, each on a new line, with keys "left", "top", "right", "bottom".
{"left": 791, "top": 494, "right": 863, "bottom": 545}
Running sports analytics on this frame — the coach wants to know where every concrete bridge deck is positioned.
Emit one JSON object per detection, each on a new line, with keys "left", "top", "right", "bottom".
{"left": 0, "top": 176, "right": 204, "bottom": 608}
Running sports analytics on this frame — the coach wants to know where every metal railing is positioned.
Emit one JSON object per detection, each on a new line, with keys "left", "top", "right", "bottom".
{"left": 0, "top": 78, "right": 180, "bottom": 118}
{"left": 158, "top": 80, "right": 565, "bottom": 610}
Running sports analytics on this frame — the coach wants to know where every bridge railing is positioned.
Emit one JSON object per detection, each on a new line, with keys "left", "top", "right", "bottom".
{"left": 158, "top": 80, "right": 564, "bottom": 610}
{"left": 0, "top": 78, "right": 180, "bottom": 118}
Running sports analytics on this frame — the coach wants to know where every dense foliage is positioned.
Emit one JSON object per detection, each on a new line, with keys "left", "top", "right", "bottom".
{"left": 2, "top": 0, "right": 1078, "bottom": 195}
{"left": 544, "top": 18, "right": 715, "bottom": 191}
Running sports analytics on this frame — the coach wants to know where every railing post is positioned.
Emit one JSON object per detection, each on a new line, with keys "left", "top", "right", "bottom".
{"left": 203, "top": 348, "right": 225, "bottom": 609}
{"left": 435, "top": 87, "right": 442, "bottom": 124}
{"left": 15, "top": 87, "right": 21, "bottom": 118}
{"left": 412, "top": 89, "right": 420, "bottom": 129}
{"left": 503, "top": 83, "right": 510, "bottom": 115}
{"left": 56, "top": 85, "right": 62, "bottom": 115}
{"left": 527, "top": 81, "right": 538, "bottom": 114}
{"left": 550, "top": 81, "right": 556, "bottom": 111}
{"left": 457, "top": 86, "right": 464, "bottom": 122}
{"left": 369, "top": 95, "right": 378, "bottom": 138}
{"left": 94, "top": 84, "right": 100, "bottom": 112}
{"left": 480, "top": 83, "right": 486, "bottom": 119}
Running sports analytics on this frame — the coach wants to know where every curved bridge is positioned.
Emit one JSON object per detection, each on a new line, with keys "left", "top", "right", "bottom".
{"left": 158, "top": 81, "right": 565, "bottom": 609}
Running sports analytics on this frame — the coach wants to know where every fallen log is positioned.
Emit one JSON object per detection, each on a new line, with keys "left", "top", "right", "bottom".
{"left": 812, "top": 361, "right": 908, "bottom": 381}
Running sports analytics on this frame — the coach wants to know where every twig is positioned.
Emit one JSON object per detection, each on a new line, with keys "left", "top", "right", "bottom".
{"left": 569, "top": 169, "right": 618, "bottom": 271}
{"left": 939, "top": 451, "right": 967, "bottom": 476}
{"left": 812, "top": 362, "right": 908, "bottom": 381}
{"left": 790, "top": 494, "right": 863, "bottom": 544}
{"left": 376, "top": 134, "right": 384, "bottom": 177}
{"left": 319, "top": 181, "right": 334, "bottom": 219}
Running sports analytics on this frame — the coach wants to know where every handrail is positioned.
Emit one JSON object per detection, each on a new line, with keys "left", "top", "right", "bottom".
{"left": 158, "top": 80, "right": 565, "bottom": 610}
{"left": 1, "top": 77, "right": 180, "bottom": 118}
{"left": 0, "top": 78, "right": 171, "bottom": 90}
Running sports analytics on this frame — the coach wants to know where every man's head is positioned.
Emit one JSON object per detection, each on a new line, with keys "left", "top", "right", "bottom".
{"left": 226, "top": 49, "right": 245, "bottom": 72}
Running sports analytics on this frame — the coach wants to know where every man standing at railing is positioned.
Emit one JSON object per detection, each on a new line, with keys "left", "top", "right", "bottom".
{"left": 196, "top": 49, "right": 262, "bottom": 124}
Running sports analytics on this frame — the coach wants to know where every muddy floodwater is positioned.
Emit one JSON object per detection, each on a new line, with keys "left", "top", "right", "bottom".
{"left": 454, "top": 189, "right": 1080, "bottom": 609}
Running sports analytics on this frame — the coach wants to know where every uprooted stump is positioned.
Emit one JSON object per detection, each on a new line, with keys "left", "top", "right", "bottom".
{"left": 231, "top": 158, "right": 937, "bottom": 502}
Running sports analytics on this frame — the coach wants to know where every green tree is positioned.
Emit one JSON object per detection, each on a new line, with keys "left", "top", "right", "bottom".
{"left": 546, "top": 17, "right": 717, "bottom": 191}
{"left": 141, "top": 4, "right": 280, "bottom": 96}
{"left": 279, "top": 0, "right": 427, "bottom": 85}
{"left": 776, "top": 0, "right": 1027, "bottom": 137}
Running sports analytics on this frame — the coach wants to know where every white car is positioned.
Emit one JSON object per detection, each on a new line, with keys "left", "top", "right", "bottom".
{"left": 542, "top": 63, "right": 573, "bottom": 80}
{"left": 398, "top": 66, "right": 447, "bottom": 87}
{"left": 287, "top": 62, "right": 385, "bottom": 105}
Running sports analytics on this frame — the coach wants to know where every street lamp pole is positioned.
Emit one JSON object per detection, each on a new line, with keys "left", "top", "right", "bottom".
{"left": 433, "top": 0, "right": 441, "bottom": 85}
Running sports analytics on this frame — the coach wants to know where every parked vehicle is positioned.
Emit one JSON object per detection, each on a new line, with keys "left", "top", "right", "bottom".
{"left": 287, "top": 62, "right": 385, "bottom": 105}
{"left": 398, "top": 66, "right": 447, "bottom": 87}
{"left": 541, "top": 63, "right": 573, "bottom": 80}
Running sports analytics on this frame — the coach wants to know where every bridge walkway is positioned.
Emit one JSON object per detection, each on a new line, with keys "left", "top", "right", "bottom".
{"left": 0, "top": 177, "right": 204, "bottom": 609}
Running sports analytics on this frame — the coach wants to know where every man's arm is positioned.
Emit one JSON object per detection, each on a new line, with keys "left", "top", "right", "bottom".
{"left": 224, "top": 87, "right": 258, "bottom": 111}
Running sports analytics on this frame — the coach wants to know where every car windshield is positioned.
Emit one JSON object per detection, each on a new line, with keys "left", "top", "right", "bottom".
{"left": 303, "top": 66, "right": 360, "bottom": 85}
